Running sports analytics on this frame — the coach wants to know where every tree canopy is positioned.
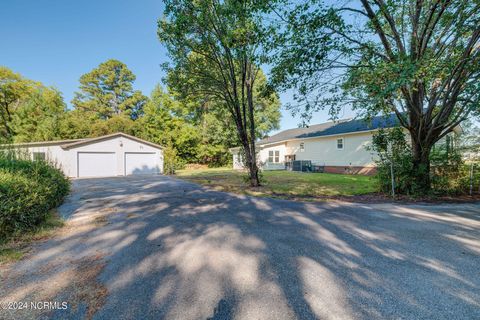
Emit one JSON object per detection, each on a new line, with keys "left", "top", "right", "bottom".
{"left": 269, "top": 0, "right": 480, "bottom": 192}
{"left": 0, "top": 66, "right": 67, "bottom": 143}
{"left": 72, "top": 59, "right": 147, "bottom": 121}
{"left": 158, "top": 0, "right": 278, "bottom": 186}
{"left": 12, "top": 88, "right": 66, "bottom": 143}
{"left": 137, "top": 84, "right": 201, "bottom": 164}
{"left": 1, "top": 58, "right": 280, "bottom": 169}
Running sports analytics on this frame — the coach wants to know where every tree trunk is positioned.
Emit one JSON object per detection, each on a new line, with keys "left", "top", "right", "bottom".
{"left": 411, "top": 137, "right": 432, "bottom": 193}
{"left": 248, "top": 157, "right": 260, "bottom": 187}
{"left": 241, "top": 137, "right": 260, "bottom": 187}
{"left": 245, "top": 64, "right": 260, "bottom": 188}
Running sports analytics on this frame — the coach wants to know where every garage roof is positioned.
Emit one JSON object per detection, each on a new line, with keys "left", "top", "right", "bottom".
{"left": 3, "top": 132, "right": 163, "bottom": 150}
{"left": 3, "top": 138, "right": 85, "bottom": 148}
{"left": 61, "top": 132, "right": 163, "bottom": 150}
{"left": 258, "top": 114, "right": 399, "bottom": 146}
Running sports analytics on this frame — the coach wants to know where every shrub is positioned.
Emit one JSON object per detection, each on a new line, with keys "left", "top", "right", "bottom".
{"left": 196, "top": 144, "right": 232, "bottom": 168}
{"left": 370, "top": 127, "right": 476, "bottom": 196}
{"left": 163, "top": 143, "right": 185, "bottom": 174}
{"left": 430, "top": 146, "right": 466, "bottom": 194}
{"left": 370, "top": 127, "right": 416, "bottom": 194}
{"left": 464, "top": 162, "right": 480, "bottom": 194}
{"left": 0, "top": 155, "right": 70, "bottom": 240}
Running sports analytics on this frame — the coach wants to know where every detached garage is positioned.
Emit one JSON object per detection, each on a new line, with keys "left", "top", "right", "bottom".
{"left": 10, "top": 132, "right": 163, "bottom": 178}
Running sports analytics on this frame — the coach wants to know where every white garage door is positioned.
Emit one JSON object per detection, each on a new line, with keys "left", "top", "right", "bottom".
{"left": 78, "top": 152, "right": 117, "bottom": 178}
{"left": 125, "top": 152, "right": 159, "bottom": 175}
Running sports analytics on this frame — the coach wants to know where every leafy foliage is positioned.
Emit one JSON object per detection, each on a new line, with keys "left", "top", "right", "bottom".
{"left": 371, "top": 127, "right": 474, "bottom": 196}
{"left": 0, "top": 67, "right": 37, "bottom": 139}
{"left": 162, "top": 142, "right": 182, "bottom": 175}
{"left": 458, "top": 120, "right": 480, "bottom": 161}
{"left": 0, "top": 153, "right": 70, "bottom": 240}
{"left": 196, "top": 113, "right": 234, "bottom": 166}
{"left": 0, "top": 66, "right": 66, "bottom": 142}
{"left": 158, "top": 0, "right": 277, "bottom": 186}
{"left": 430, "top": 142, "right": 470, "bottom": 194}
{"left": 370, "top": 127, "right": 415, "bottom": 194}
{"left": 135, "top": 85, "right": 201, "bottom": 163}
{"left": 72, "top": 59, "right": 147, "bottom": 121}
{"left": 1, "top": 58, "right": 281, "bottom": 169}
{"left": 12, "top": 88, "right": 67, "bottom": 143}
{"left": 269, "top": 0, "right": 480, "bottom": 192}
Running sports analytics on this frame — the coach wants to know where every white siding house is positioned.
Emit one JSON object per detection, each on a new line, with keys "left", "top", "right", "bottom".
{"left": 5, "top": 132, "right": 163, "bottom": 178}
{"left": 269, "top": 131, "right": 376, "bottom": 167}
{"left": 232, "top": 151, "right": 244, "bottom": 170}
{"left": 230, "top": 131, "right": 378, "bottom": 174}
{"left": 230, "top": 114, "right": 460, "bottom": 175}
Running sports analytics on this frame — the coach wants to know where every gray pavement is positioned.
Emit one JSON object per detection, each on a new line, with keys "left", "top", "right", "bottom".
{"left": 1, "top": 175, "right": 479, "bottom": 320}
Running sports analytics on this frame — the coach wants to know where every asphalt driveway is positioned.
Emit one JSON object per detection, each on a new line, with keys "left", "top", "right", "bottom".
{"left": 1, "top": 175, "right": 479, "bottom": 320}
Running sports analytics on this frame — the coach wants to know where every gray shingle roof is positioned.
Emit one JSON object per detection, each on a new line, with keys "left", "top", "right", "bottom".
{"left": 2, "top": 132, "right": 163, "bottom": 150}
{"left": 258, "top": 114, "right": 399, "bottom": 145}
{"left": 60, "top": 132, "right": 163, "bottom": 150}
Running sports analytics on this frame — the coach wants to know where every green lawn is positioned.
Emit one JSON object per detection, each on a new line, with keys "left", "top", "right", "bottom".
{"left": 176, "top": 167, "right": 377, "bottom": 199}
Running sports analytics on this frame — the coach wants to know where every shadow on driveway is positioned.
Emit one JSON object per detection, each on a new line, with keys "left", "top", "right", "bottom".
{"left": 1, "top": 175, "right": 479, "bottom": 320}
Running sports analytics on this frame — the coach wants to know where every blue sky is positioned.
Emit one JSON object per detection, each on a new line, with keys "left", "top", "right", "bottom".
{"left": 0, "top": 0, "right": 354, "bottom": 132}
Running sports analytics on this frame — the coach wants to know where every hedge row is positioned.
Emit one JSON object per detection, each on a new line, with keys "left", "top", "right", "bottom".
{"left": 0, "top": 156, "right": 70, "bottom": 240}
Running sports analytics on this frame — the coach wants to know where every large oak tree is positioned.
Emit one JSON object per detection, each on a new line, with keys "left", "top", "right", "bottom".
{"left": 270, "top": 0, "right": 480, "bottom": 192}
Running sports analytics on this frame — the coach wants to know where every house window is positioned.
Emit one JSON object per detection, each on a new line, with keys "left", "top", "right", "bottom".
{"left": 33, "top": 152, "right": 46, "bottom": 161}
{"left": 268, "top": 150, "right": 280, "bottom": 163}
{"left": 300, "top": 142, "right": 305, "bottom": 152}
{"left": 235, "top": 152, "right": 243, "bottom": 165}
{"left": 336, "top": 138, "right": 344, "bottom": 150}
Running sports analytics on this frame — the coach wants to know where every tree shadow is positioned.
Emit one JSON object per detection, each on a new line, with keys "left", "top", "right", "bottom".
{"left": 207, "top": 299, "right": 234, "bottom": 320}
{"left": 1, "top": 176, "right": 479, "bottom": 319}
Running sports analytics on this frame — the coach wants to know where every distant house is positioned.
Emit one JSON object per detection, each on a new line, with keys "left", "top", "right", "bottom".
{"left": 230, "top": 114, "right": 459, "bottom": 175}
{"left": 461, "top": 144, "right": 480, "bottom": 161}
{"left": 3, "top": 132, "right": 163, "bottom": 178}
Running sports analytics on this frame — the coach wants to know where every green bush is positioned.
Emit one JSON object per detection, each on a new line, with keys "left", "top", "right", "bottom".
{"left": 163, "top": 143, "right": 184, "bottom": 174}
{"left": 0, "top": 155, "right": 70, "bottom": 240}
{"left": 370, "top": 127, "right": 477, "bottom": 196}
{"left": 370, "top": 127, "right": 416, "bottom": 194}
{"left": 430, "top": 146, "right": 466, "bottom": 194}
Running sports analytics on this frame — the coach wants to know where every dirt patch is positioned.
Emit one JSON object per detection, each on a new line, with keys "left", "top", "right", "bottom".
{"left": 184, "top": 163, "right": 210, "bottom": 170}
{"left": 0, "top": 253, "right": 107, "bottom": 320}
{"left": 94, "top": 215, "right": 109, "bottom": 226}
{"left": 0, "top": 207, "right": 111, "bottom": 319}
{"left": 66, "top": 254, "right": 108, "bottom": 320}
